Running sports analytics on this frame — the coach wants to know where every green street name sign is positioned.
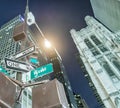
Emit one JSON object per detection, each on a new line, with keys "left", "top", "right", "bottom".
{"left": 25, "top": 63, "right": 53, "bottom": 81}
{"left": 0, "top": 66, "right": 7, "bottom": 74}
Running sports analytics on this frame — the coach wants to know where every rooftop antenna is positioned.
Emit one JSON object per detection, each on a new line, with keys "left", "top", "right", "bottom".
{"left": 25, "top": 0, "right": 29, "bottom": 23}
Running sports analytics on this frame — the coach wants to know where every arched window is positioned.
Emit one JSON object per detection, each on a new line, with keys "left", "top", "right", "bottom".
{"left": 84, "top": 38, "right": 100, "bottom": 56}
{"left": 103, "top": 62, "right": 115, "bottom": 77}
{"left": 84, "top": 38, "right": 94, "bottom": 49}
{"left": 103, "top": 62, "right": 119, "bottom": 82}
{"left": 112, "top": 60, "right": 120, "bottom": 72}
{"left": 91, "top": 35, "right": 101, "bottom": 45}
{"left": 91, "top": 49, "right": 100, "bottom": 56}
{"left": 115, "top": 97, "right": 120, "bottom": 107}
{"left": 99, "top": 46, "right": 108, "bottom": 52}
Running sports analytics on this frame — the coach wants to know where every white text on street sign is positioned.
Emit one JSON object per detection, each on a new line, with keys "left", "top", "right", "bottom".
{"left": 25, "top": 63, "right": 53, "bottom": 81}
{"left": 5, "top": 58, "right": 33, "bottom": 72}
{"left": 13, "top": 46, "right": 35, "bottom": 59}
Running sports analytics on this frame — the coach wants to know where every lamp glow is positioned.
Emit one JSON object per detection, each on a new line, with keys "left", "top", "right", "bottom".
{"left": 45, "top": 40, "right": 51, "bottom": 48}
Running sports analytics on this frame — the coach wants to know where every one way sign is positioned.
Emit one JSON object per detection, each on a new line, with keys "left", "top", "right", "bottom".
{"left": 5, "top": 58, "right": 33, "bottom": 72}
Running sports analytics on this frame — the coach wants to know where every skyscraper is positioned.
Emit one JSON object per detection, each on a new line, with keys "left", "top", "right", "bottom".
{"left": 0, "top": 11, "right": 78, "bottom": 108}
{"left": 0, "top": 15, "right": 24, "bottom": 78}
{"left": 45, "top": 48, "right": 78, "bottom": 108}
{"left": 90, "top": 0, "right": 120, "bottom": 32}
{"left": 70, "top": 16, "right": 120, "bottom": 108}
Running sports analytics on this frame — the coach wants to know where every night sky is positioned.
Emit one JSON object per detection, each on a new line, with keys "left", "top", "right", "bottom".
{"left": 0, "top": 0, "right": 100, "bottom": 108}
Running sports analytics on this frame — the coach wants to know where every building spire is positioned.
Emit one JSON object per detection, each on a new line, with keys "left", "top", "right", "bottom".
{"left": 25, "top": 0, "right": 29, "bottom": 22}
{"left": 26, "top": 0, "right": 29, "bottom": 13}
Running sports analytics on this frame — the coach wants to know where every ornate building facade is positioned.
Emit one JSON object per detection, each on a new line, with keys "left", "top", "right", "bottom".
{"left": 70, "top": 16, "right": 120, "bottom": 108}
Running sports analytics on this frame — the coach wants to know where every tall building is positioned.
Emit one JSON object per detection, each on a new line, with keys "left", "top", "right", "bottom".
{"left": 43, "top": 41, "right": 78, "bottom": 108}
{"left": 70, "top": 16, "right": 120, "bottom": 108}
{"left": 0, "top": 12, "right": 77, "bottom": 108}
{"left": 0, "top": 15, "right": 24, "bottom": 78}
{"left": 90, "top": 0, "right": 120, "bottom": 32}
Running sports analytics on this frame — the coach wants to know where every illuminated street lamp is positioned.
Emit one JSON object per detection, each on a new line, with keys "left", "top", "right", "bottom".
{"left": 44, "top": 39, "right": 52, "bottom": 48}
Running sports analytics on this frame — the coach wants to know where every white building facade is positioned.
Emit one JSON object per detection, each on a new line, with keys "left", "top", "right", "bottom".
{"left": 70, "top": 16, "right": 120, "bottom": 108}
